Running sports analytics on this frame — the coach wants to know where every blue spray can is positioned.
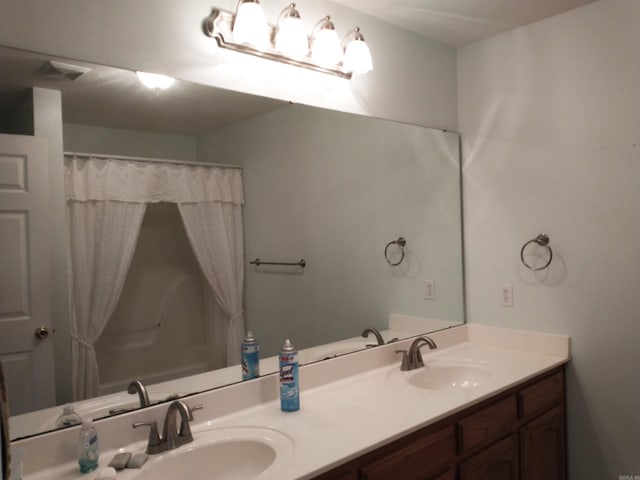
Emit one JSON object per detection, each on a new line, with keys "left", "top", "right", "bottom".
{"left": 241, "top": 331, "right": 260, "bottom": 381}
{"left": 279, "top": 339, "right": 300, "bottom": 412}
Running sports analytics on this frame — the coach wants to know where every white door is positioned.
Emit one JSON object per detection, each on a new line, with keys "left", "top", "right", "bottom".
{"left": 0, "top": 133, "right": 55, "bottom": 415}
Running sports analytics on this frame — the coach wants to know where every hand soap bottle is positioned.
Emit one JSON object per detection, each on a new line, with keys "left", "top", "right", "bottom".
{"left": 78, "top": 419, "right": 99, "bottom": 473}
{"left": 55, "top": 404, "right": 82, "bottom": 428}
{"left": 279, "top": 339, "right": 299, "bottom": 412}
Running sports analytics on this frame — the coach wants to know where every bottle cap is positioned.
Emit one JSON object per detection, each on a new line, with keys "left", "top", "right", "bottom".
{"left": 244, "top": 331, "right": 255, "bottom": 342}
{"left": 281, "top": 338, "right": 295, "bottom": 352}
{"left": 62, "top": 404, "right": 76, "bottom": 414}
{"left": 82, "top": 419, "right": 93, "bottom": 428}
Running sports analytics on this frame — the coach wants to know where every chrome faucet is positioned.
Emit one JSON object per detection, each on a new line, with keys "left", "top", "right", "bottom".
{"left": 395, "top": 336, "right": 438, "bottom": 371}
{"left": 128, "top": 380, "right": 151, "bottom": 408}
{"left": 133, "top": 400, "right": 202, "bottom": 454}
{"left": 362, "top": 327, "right": 385, "bottom": 346}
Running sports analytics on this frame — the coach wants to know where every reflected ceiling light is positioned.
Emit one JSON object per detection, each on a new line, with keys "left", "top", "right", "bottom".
{"left": 136, "top": 71, "right": 175, "bottom": 90}
{"left": 342, "top": 27, "right": 373, "bottom": 75}
{"left": 232, "top": 0, "right": 270, "bottom": 49}
{"left": 274, "top": 3, "right": 308, "bottom": 58}
{"left": 203, "top": 3, "right": 373, "bottom": 79}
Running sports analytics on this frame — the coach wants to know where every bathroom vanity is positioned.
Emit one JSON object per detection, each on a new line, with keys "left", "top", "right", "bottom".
{"left": 11, "top": 324, "right": 569, "bottom": 480}
{"left": 313, "top": 367, "right": 565, "bottom": 480}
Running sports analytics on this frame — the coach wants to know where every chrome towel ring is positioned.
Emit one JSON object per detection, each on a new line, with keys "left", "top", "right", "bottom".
{"left": 385, "top": 237, "right": 407, "bottom": 266}
{"left": 520, "top": 233, "right": 553, "bottom": 271}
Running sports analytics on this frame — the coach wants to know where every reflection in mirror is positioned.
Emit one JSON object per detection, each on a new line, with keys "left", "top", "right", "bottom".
{"left": 0, "top": 45, "right": 464, "bottom": 440}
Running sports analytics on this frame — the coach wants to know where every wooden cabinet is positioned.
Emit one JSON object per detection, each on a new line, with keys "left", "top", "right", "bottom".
{"left": 520, "top": 407, "right": 565, "bottom": 480}
{"left": 312, "top": 367, "right": 566, "bottom": 480}
{"left": 457, "top": 395, "right": 517, "bottom": 453}
{"left": 360, "top": 425, "right": 454, "bottom": 480}
{"left": 459, "top": 435, "right": 518, "bottom": 480}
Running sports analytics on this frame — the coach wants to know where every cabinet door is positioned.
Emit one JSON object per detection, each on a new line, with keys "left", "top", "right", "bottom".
{"left": 520, "top": 407, "right": 566, "bottom": 480}
{"left": 459, "top": 435, "right": 518, "bottom": 480}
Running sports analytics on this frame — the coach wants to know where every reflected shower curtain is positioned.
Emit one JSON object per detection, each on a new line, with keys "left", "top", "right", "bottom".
{"left": 65, "top": 155, "right": 245, "bottom": 399}
{"left": 178, "top": 201, "right": 244, "bottom": 365}
{"left": 67, "top": 201, "right": 146, "bottom": 400}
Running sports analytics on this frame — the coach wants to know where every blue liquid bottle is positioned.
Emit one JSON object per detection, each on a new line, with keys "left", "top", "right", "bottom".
{"left": 78, "top": 419, "right": 99, "bottom": 473}
{"left": 241, "top": 331, "right": 260, "bottom": 381}
{"left": 279, "top": 339, "right": 300, "bottom": 412}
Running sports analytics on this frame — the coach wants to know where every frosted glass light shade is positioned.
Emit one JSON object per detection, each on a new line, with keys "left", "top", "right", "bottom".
{"left": 136, "top": 71, "right": 175, "bottom": 90}
{"left": 311, "top": 25, "right": 342, "bottom": 67}
{"left": 343, "top": 39, "right": 373, "bottom": 74}
{"left": 275, "top": 16, "right": 309, "bottom": 58}
{"left": 233, "top": 1, "right": 269, "bottom": 49}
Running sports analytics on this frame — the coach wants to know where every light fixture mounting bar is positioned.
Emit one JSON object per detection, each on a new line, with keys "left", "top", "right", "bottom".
{"left": 203, "top": 8, "right": 352, "bottom": 79}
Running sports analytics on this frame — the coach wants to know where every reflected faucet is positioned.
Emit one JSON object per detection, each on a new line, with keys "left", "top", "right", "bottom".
{"left": 362, "top": 327, "right": 385, "bottom": 346}
{"left": 395, "top": 336, "right": 438, "bottom": 371}
{"left": 128, "top": 380, "right": 151, "bottom": 408}
{"left": 133, "top": 400, "right": 201, "bottom": 454}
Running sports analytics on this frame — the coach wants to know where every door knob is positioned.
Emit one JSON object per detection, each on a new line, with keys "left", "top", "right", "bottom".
{"left": 34, "top": 326, "right": 49, "bottom": 339}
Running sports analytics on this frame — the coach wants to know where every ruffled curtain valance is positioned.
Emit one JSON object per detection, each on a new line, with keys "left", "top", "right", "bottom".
{"left": 64, "top": 156, "right": 244, "bottom": 204}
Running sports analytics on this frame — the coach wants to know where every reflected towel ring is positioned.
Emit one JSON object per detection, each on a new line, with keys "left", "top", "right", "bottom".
{"left": 520, "top": 233, "right": 553, "bottom": 271}
{"left": 385, "top": 237, "right": 407, "bottom": 266}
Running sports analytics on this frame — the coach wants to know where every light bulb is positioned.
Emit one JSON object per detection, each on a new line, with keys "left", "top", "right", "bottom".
{"left": 343, "top": 38, "right": 372, "bottom": 74}
{"left": 136, "top": 71, "right": 175, "bottom": 90}
{"left": 311, "top": 16, "right": 343, "bottom": 67}
{"left": 233, "top": 0, "right": 269, "bottom": 49}
{"left": 275, "top": 4, "right": 308, "bottom": 58}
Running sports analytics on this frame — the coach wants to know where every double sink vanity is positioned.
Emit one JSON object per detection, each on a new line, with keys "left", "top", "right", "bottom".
{"left": 13, "top": 324, "right": 569, "bottom": 480}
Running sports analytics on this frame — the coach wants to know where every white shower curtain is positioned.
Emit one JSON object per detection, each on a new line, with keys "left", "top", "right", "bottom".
{"left": 178, "top": 202, "right": 244, "bottom": 365}
{"left": 65, "top": 156, "right": 245, "bottom": 399}
{"left": 67, "top": 201, "right": 146, "bottom": 399}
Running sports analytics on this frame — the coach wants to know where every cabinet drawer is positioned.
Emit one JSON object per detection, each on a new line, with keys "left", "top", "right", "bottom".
{"left": 361, "top": 425, "right": 455, "bottom": 480}
{"left": 459, "top": 434, "right": 518, "bottom": 480}
{"left": 519, "top": 371, "right": 563, "bottom": 419}
{"left": 457, "top": 395, "right": 517, "bottom": 453}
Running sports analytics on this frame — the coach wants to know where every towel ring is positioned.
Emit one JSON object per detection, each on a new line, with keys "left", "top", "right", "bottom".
{"left": 520, "top": 233, "right": 553, "bottom": 271}
{"left": 385, "top": 237, "right": 407, "bottom": 266}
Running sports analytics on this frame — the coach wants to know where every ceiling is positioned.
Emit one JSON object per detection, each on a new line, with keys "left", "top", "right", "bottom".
{"left": 1, "top": 1, "right": 598, "bottom": 135}
{"left": 0, "top": 47, "right": 286, "bottom": 136}
{"left": 332, "top": 0, "right": 597, "bottom": 47}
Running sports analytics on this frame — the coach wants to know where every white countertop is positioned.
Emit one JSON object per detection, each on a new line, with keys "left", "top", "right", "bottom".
{"left": 16, "top": 324, "right": 569, "bottom": 480}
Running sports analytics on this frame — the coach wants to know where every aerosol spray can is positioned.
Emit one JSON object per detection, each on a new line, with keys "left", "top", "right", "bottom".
{"left": 241, "top": 331, "right": 260, "bottom": 381}
{"left": 279, "top": 339, "right": 300, "bottom": 412}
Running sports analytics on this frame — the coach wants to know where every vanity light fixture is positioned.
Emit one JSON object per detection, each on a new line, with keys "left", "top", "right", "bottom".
{"left": 232, "top": 0, "right": 270, "bottom": 49}
{"left": 309, "top": 16, "right": 342, "bottom": 68}
{"left": 136, "top": 71, "right": 176, "bottom": 90}
{"left": 274, "top": 3, "right": 308, "bottom": 58}
{"left": 342, "top": 27, "right": 373, "bottom": 75}
{"left": 203, "top": 1, "right": 373, "bottom": 79}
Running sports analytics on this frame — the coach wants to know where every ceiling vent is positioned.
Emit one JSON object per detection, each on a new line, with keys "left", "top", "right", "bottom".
{"left": 41, "top": 60, "right": 91, "bottom": 81}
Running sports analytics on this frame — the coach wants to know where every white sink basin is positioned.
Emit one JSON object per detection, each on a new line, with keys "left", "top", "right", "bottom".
{"left": 132, "top": 426, "right": 294, "bottom": 480}
{"left": 408, "top": 363, "right": 492, "bottom": 389}
{"left": 388, "top": 360, "right": 494, "bottom": 390}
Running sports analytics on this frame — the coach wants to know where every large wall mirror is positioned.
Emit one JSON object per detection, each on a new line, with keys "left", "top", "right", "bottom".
{"left": 0, "top": 45, "right": 464, "bottom": 440}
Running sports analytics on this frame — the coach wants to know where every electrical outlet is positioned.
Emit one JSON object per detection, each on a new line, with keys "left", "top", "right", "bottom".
{"left": 424, "top": 280, "right": 435, "bottom": 300}
{"left": 500, "top": 284, "right": 513, "bottom": 307}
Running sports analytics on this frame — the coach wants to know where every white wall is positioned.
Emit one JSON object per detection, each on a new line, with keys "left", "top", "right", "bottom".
{"left": 458, "top": 1, "right": 640, "bottom": 477}
{"left": 31, "top": 88, "right": 71, "bottom": 408}
{"left": 0, "top": 0, "right": 457, "bottom": 131}
{"left": 63, "top": 124, "right": 198, "bottom": 162}
{"left": 201, "top": 105, "right": 463, "bottom": 356}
